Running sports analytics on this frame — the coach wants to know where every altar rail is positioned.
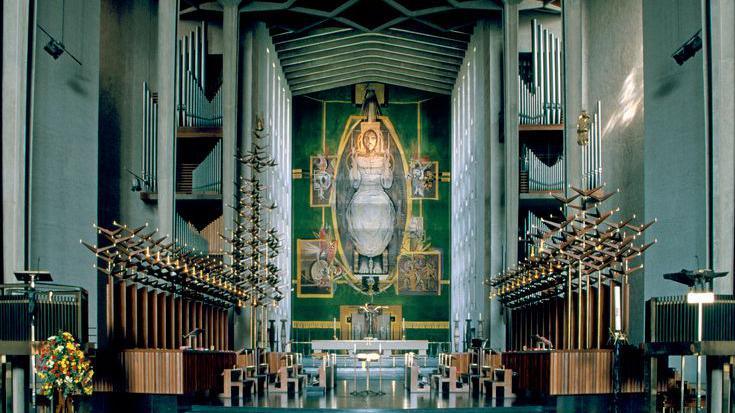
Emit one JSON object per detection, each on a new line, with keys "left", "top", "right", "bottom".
{"left": 502, "top": 349, "right": 646, "bottom": 396}
{"left": 94, "top": 349, "right": 235, "bottom": 394}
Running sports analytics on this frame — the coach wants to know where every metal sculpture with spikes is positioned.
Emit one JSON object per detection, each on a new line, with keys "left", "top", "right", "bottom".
{"left": 82, "top": 222, "right": 250, "bottom": 308}
{"left": 223, "top": 117, "right": 285, "bottom": 348}
{"left": 489, "top": 185, "right": 656, "bottom": 350}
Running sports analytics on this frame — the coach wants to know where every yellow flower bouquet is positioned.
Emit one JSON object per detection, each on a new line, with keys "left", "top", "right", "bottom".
{"left": 36, "top": 331, "right": 94, "bottom": 405}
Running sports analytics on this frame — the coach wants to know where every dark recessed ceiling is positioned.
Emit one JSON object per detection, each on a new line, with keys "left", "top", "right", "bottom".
{"left": 179, "top": 1, "right": 560, "bottom": 96}
{"left": 240, "top": 0, "right": 505, "bottom": 95}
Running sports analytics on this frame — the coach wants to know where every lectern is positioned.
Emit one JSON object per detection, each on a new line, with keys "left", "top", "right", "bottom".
{"left": 15, "top": 270, "right": 53, "bottom": 411}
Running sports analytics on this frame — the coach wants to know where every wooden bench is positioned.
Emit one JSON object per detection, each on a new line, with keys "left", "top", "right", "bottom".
{"left": 432, "top": 353, "right": 469, "bottom": 393}
{"left": 479, "top": 368, "right": 515, "bottom": 399}
{"left": 306, "top": 353, "right": 335, "bottom": 394}
{"left": 404, "top": 352, "right": 429, "bottom": 393}
{"left": 221, "top": 368, "right": 256, "bottom": 398}
{"left": 270, "top": 353, "right": 307, "bottom": 394}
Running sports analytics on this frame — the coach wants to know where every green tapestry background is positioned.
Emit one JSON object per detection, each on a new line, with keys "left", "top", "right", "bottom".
{"left": 291, "top": 85, "right": 451, "bottom": 350}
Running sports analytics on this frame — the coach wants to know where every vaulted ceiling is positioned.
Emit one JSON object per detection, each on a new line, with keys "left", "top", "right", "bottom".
{"left": 180, "top": 0, "right": 560, "bottom": 95}
{"left": 240, "top": 0, "right": 504, "bottom": 95}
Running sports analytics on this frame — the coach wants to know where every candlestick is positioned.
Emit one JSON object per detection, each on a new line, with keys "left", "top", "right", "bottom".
{"left": 479, "top": 312, "right": 482, "bottom": 321}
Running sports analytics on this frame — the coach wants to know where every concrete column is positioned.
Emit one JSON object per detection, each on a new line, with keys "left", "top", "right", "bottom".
{"left": 2, "top": 0, "right": 33, "bottom": 282}
{"left": 503, "top": 0, "right": 520, "bottom": 277}
{"left": 156, "top": 0, "right": 177, "bottom": 238}
{"left": 710, "top": 0, "right": 735, "bottom": 294}
{"left": 12, "top": 363, "right": 25, "bottom": 413}
{"left": 220, "top": 0, "right": 241, "bottom": 262}
{"left": 486, "top": 19, "right": 507, "bottom": 350}
{"left": 233, "top": 22, "right": 269, "bottom": 350}
{"left": 239, "top": 26, "right": 254, "bottom": 180}
{"left": 562, "top": 0, "right": 586, "bottom": 190}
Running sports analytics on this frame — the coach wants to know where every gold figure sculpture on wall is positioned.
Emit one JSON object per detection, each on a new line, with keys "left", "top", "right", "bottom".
{"left": 576, "top": 110, "right": 591, "bottom": 146}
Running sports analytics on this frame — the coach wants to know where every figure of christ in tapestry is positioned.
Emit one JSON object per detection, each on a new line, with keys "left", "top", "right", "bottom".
{"left": 334, "top": 120, "right": 408, "bottom": 279}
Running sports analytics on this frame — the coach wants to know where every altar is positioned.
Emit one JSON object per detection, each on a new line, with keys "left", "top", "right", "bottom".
{"left": 311, "top": 340, "right": 429, "bottom": 355}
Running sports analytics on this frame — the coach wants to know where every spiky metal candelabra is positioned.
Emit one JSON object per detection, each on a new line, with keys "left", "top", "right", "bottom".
{"left": 82, "top": 222, "right": 247, "bottom": 308}
{"left": 489, "top": 184, "right": 656, "bottom": 408}
{"left": 489, "top": 185, "right": 656, "bottom": 342}
{"left": 223, "top": 117, "right": 284, "bottom": 349}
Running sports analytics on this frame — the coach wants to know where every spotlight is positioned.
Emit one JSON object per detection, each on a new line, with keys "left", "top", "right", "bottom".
{"left": 44, "top": 39, "right": 64, "bottom": 59}
{"left": 672, "top": 30, "right": 702, "bottom": 66}
{"left": 37, "top": 24, "right": 82, "bottom": 65}
{"left": 126, "top": 168, "right": 147, "bottom": 192}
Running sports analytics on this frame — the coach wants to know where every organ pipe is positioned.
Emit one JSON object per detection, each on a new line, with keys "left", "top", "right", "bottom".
{"left": 141, "top": 81, "right": 158, "bottom": 192}
{"left": 192, "top": 140, "right": 222, "bottom": 194}
{"left": 520, "top": 19, "right": 563, "bottom": 125}
{"left": 175, "top": 22, "right": 222, "bottom": 128}
{"left": 582, "top": 101, "right": 603, "bottom": 190}
{"left": 522, "top": 146, "right": 564, "bottom": 192}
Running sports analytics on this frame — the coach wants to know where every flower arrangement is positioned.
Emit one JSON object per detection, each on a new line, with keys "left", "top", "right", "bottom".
{"left": 36, "top": 332, "right": 93, "bottom": 399}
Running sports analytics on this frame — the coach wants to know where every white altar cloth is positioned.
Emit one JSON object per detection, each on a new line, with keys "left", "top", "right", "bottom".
{"left": 311, "top": 340, "right": 429, "bottom": 355}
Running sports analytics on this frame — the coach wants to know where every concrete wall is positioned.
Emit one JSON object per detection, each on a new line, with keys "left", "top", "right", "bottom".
{"left": 30, "top": 0, "right": 101, "bottom": 339}
{"left": 98, "top": 0, "right": 159, "bottom": 232}
{"left": 584, "top": 0, "right": 646, "bottom": 343}
{"left": 452, "top": 19, "right": 505, "bottom": 350}
{"left": 641, "top": 0, "right": 707, "bottom": 341}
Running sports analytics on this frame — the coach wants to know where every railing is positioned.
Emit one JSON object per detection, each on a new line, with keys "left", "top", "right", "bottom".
{"left": 174, "top": 213, "right": 209, "bottom": 254}
{"left": 521, "top": 147, "right": 564, "bottom": 192}
{"left": 192, "top": 140, "right": 222, "bottom": 193}
{"left": 582, "top": 101, "right": 603, "bottom": 189}
{"left": 176, "top": 22, "right": 222, "bottom": 128}
{"left": 141, "top": 81, "right": 158, "bottom": 192}
{"left": 0, "top": 284, "right": 88, "bottom": 347}
{"left": 519, "top": 19, "right": 563, "bottom": 125}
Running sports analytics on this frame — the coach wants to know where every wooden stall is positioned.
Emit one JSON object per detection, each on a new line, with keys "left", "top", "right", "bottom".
{"left": 94, "top": 349, "right": 236, "bottom": 394}
{"left": 502, "top": 349, "right": 645, "bottom": 396}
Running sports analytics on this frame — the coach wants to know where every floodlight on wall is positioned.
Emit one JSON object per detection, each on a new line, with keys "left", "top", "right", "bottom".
{"left": 672, "top": 30, "right": 702, "bottom": 66}
{"left": 37, "top": 0, "right": 82, "bottom": 66}
{"left": 126, "top": 168, "right": 148, "bottom": 192}
{"left": 43, "top": 38, "right": 64, "bottom": 59}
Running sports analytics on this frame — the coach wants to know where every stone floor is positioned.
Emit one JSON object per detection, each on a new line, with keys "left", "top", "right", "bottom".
{"left": 75, "top": 377, "right": 650, "bottom": 412}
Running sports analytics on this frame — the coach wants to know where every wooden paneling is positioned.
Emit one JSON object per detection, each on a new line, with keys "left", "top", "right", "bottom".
{"left": 94, "top": 349, "right": 236, "bottom": 394}
{"left": 176, "top": 298, "right": 182, "bottom": 348}
{"left": 127, "top": 284, "right": 137, "bottom": 346}
{"left": 137, "top": 288, "right": 148, "bottom": 348}
{"left": 507, "top": 283, "right": 611, "bottom": 351}
{"left": 103, "top": 276, "right": 229, "bottom": 351}
{"left": 150, "top": 291, "right": 158, "bottom": 348}
{"left": 168, "top": 294, "right": 175, "bottom": 349}
{"left": 503, "top": 349, "right": 644, "bottom": 396}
